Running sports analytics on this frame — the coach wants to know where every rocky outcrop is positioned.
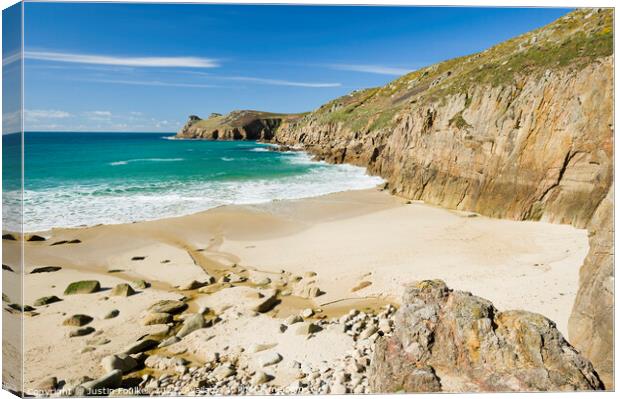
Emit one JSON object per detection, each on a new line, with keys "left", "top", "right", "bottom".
{"left": 270, "top": 9, "right": 613, "bottom": 385}
{"left": 369, "top": 280, "right": 604, "bottom": 392}
{"left": 176, "top": 110, "right": 300, "bottom": 140}
{"left": 568, "top": 184, "right": 614, "bottom": 388}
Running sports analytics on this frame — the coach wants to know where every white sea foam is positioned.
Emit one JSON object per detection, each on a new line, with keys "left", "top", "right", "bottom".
{"left": 109, "top": 158, "right": 184, "bottom": 166}
{"left": 221, "top": 157, "right": 234, "bottom": 161}
{"left": 16, "top": 158, "right": 383, "bottom": 232}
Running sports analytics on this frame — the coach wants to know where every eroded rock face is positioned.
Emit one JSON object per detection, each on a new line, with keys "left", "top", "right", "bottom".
{"left": 369, "top": 280, "right": 604, "bottom": 392}
{"left": 270, "top": 10, "right": 613, "bottom": 385}
{"left": 176, "top": 110, "right": 295, "bottom": 141}
{"left": 568, "top": 184, "right": 614, "bottom": 388}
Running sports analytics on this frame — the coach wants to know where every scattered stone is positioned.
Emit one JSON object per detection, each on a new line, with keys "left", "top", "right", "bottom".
{"left": 86, "top": 337, "right": 110, "bottom": 346}
{"left": 80, "top": 347, "right": 96, "bottom": 354}
{"left": 295, "top": 322, "right": 323, "bottom": 336}
{"left": 213, "top": 364, "right": 236, "bottom": 380}
{"left": 102, "top": 354, "right": 138, "bottom": 373}
{"left": 158, "top": 336, "right": 181, "bottom": 348}
{"left": 285, "top": 315, "right": 303, "bottom": 325}
{"left": 68, "top": 327, "right": 95, "bottom": 337}
{"left": 176, "top": 313, "right": 205, "bottom": 338}
{"left": 133, "top": 279, "right": 150, "bottom": 289}
{"left": 64, "top": 280, "right": 100, "bottom": 295}
{"left": 122, "top": 338, "right": 160, "bottom": 354}
{"left": 179, "top": 280, "right": 209, "bottom": 290}
{"left": 50, "top": 240, "right": 68, "bottom": 246}
{"left": 259, "top": 352, "right": 283, "bottom": 367}
{"left": 67, "top": 239, "right": 81, "bottom": 244}
{"left": 251, "top": 291, "right": 279, "bottom": 313}
{"left": 33, "top": 295, "right": 62, "bottom": 306}
{"left": 251, "top": 276, "right": 271, "bottom": 286}
{"left": 131, "top": 256, "right": 146, "bottom": 261}
{"left": 249, "top": 343, "right": 274, "bottom": 353}
{"left": 359, "top": 326, "right": 378, "bottom": 340}
{"left": 103, "top": 309, "right": 120, "bottom": 319}
{"left": 251, "top": 371, "right": 271, "bottom": 385}
{"left": 110, "top": 283, "right": 136, "bottom": 297}
{"left": 2, "top": 233, "right": 16, "bottom": 241}
{"left": 149, "top": 300, "right": 187, "bottom": 314}
{"left": 7, "top": 303, "right": 35, "bottom": 312}
{"left": 352, "top": 281, "right": 372, "bottom": 292}
{"left": 2, "top": 264, "right": 14, "bottom": 272}
{"left": 27, "top": 234, "right": 46, "bottom": 242}
{"left": 31, "top": 266, "right": 62, "bottom": 274}
{"left": 143, "top": 312, "right": 172, "bottom": 326}
{"left": 75, "top": 370, "right": 122, "bottom": 396}
{"left": 63, "top": 314, "right": 93, "bottom": 326}
{"left": 301, "top": 308, "right": 314, "bottom": 318}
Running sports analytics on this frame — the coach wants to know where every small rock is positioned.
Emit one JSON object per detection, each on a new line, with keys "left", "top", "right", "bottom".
{"left": 68, "top": 327, "right": 95, "bottom": 337}
{"left": 35, "top": 376, "right": 57, "bottom": 392}
{"left": 33, "top": 295, "right": 62, "bottom": 306}
{"left": 122, "top": 338, "right": 159, "bottom": 354}
{"left": 149, "top": 300, "right": 187, "bottom": 314}
{"left": 179, "top": 280, "right": 209, "bottom": 290}
{"left": 30, "top": 266, "right": 62, "bottom": 274}
{"left": 63, "top": 314, "right": 93, "bottom": 326}
{"left": 64, "top": 280, "right": 100, "bottom": 295}
{"left": 103, "top": 309, "right": 120, "bottom": 319}
{"left": 158, "top": 336, "right": 180, "bottom": 348}
{"left": 251, "top": 291, "right": 279, "bottom": 313}
{"left": 251, "top": 371, "right": 270, "bottom": 385}
{"left": 176, "top": 313, "right": 205, "bottom": 338}
{"left": 359, "top": 326, "right": 378, "bottom": 340}
{"left": 213, "top": 364, "right": 236, "bottom": 380}
{"left": 259, "top": 352, "right": 282, "bottom": 367}
{"left": 133, "top": 279, "right": 150, "bottom": 289}
{"left": 102, "top": 354, "right": 138, "bottom": 373}
{"left": 27, "top": 234, "right": 46, "bottom": 242}
{"left": 285, "top": 315, "right": 303, "bottom": 325}
{"left": 110, "top": 283, "right": 136, "bottom": 297}
{"left": 75, "top": 370, "right": 122, "bottom": 395}
{"left": 295, "top": 322, "right": 323, "bottom": 336}
{"left": 301, "top": 308, "right": 314, "bottom": 318}
{"left": 142, "top": 312, "right": 172, "bottom": 326}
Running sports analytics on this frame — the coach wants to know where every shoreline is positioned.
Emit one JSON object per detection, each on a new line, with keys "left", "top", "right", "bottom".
{"left": 3, "top": 187, "right": 589, "bottom": 393}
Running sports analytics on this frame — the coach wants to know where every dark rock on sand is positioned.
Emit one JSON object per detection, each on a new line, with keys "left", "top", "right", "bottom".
{"left": 34, "top": 295, "right": 62, "bottom": 306}
{"left": 63, "top": 314, "right": 94, "bottom": 327}
{"left": 110, "top": 283, "right": 136, "bottom": 297}
{"left": 30, "top": 266, "right": 62, "bottom": 274}
{"left": 64, "top": 280, "right": 100, "bottom": 295}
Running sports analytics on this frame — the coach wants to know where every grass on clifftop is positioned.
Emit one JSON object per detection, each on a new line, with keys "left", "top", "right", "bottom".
{"left": 311, "top": 8, "right": 612, "bottom": 133}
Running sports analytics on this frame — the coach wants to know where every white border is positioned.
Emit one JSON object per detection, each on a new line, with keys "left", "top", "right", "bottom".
{"left": 0, "top": 1, "right": 617, "bottom": 398}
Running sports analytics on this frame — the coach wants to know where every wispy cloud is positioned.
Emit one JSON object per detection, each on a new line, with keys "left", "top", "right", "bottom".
{"left": 329, "top": 63, "right": 412, "bottom": 76}
{"left": 26, "top": 51, "right": 219, "bottom": 68}
{"left": 2, "top": 50, "right": 21, "bottom": 67}
{"left": 220, "top": 76, "right": 341, "bottom": 88}
{"left": 81, "top": 78, "right": 222, "bottom": 89}
{"left": 25, "top": 109, "right": 72, "bottom": 119}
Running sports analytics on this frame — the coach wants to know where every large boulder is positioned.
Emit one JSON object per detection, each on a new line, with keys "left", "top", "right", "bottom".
{"left": 64, "top": 280, "right": 100, "bottom": 295}
{"left": 369, "top": 280, "right": 604, "bottom": 393}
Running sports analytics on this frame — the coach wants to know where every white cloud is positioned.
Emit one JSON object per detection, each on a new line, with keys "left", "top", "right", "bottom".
{"left": 2, "top": 50, "right": 21, "bottom": 67}
{"left": 26, "top": 51, "right": 219, "bottom": 68}
{"left": 83, "top": 78, "right": 221, "bottom": 89}
{"left": 25, "top": 109, "right": 72, "bottom": 119}
{"left": 329, "top": 63, "right": 412, "bottom": 76}
{"left": 220, "top": 76, "right": 340, "bottom": 88}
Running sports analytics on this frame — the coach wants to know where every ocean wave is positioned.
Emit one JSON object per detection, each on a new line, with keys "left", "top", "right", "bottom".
{"left": 109, "top": 158, "right": 184, "bottom": 166}
{"left": 18, "top": 163, "right": 383, "bottom": 232}
{"left": 221, "top": 157, "right": 234, "bottom": 161}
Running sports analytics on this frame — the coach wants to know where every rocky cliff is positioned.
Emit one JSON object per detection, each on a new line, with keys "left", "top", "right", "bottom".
{"left": 270, "top": 8, "right": 614, "bottom": 387}
{"left": 177, "top": 8, "right": 614, "bottom": 388}
{"left": 176, "top": 110, "right": 301, "bottom": 140}
{"left": 369, "top": 280, "right": 604, "bottom": 392}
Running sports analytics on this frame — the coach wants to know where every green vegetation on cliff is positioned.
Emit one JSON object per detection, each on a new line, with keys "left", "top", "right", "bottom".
{"left": 310, "top": 8, "right": 612, "bottom": 134}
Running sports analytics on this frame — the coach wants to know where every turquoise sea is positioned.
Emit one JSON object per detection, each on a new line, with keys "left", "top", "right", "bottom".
{"left": 2, "top": 132, "right": 382, "bottom": 232}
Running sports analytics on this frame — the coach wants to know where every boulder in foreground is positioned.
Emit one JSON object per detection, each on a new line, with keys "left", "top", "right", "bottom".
{"left": 369, "top": 280, "right": 604, "bottom": 392}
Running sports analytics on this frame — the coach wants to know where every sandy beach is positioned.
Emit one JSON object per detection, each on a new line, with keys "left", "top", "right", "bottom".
{"left": 2, "top": 187, "right": 589, "bottom": 393}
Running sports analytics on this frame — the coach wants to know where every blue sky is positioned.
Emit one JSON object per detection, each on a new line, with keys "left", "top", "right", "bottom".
{"left": 15, "top": 3, "right": 570, "bottom": 132}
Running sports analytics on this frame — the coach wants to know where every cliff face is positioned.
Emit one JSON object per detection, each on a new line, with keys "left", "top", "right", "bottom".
{"left": 369, "top": 280, "right": 604, "bottom": 392}
{"left": 270, "top": 9, "right": 613, "bottom": 387}
{"left": 176, "top": 110, "right": 300, "bottom": 140}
